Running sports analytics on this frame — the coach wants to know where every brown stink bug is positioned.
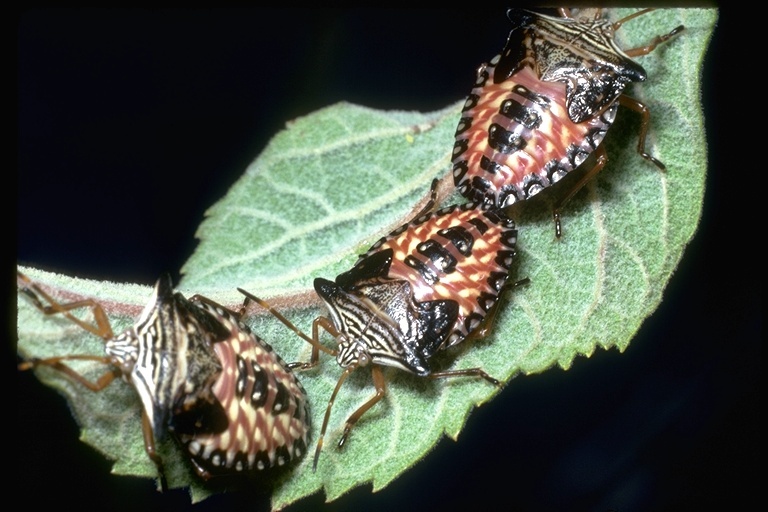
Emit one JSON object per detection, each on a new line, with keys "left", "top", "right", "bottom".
{"left": 452, "top": 8, "right": 684, "bottom": 237}
{"left": 240, "top": 201, "right": 526, "bottom": 470}
{"left": 17, "top": 271, "right": 310, "bottom": 487}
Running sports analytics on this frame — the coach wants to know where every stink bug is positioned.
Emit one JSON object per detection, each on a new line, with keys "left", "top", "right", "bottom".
{"left": 240, "top": 201, "right": 524, "bottom": 470}
{"left": 452, "top": 8, "right": 684, "bottom": 237}
{"left": 17, "top": 272, "right": 310, "bottom": 486}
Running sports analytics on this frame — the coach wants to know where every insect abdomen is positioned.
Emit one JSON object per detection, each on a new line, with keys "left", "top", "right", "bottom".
{"left": 363, "top": 202, "right": 518, "bottom": 346}
{"left": 177, "top": 301, "right": 310, "bottom": 479}
{"left": 453, "top": 63, "right": 615, "bottom": 208}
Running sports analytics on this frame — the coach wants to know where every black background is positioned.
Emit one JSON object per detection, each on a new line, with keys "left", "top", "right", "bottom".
{"left": 17, "top": 7, "right": 756, "bottom": 512}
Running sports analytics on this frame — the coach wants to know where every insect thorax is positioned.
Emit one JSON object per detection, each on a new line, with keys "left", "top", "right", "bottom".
{"left": 319, "top": 277, "right": 442, "bottom": 376}
{"left": 513, "top": 10, "right": 647, "bottom": 117}
{"left": 104, "top": 288, "right": 223, "bottom": 439}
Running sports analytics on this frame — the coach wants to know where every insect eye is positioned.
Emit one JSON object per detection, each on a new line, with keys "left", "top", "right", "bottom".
{"left": 357, "top": 351, "right": 370, "bottom": 367}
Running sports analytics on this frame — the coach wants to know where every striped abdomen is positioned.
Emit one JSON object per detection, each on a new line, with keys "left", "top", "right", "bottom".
{"left": 349, "top": 202, "right": 518, "bottom": 348}
{"left": 453, "top": 62, "right": 616, "bottom": 208}
{"left": 176, "top": 301, "right": 310, "bottom": 477}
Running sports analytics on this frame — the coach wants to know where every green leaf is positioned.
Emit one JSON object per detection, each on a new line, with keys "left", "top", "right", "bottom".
{"left": 181, "top": 102, "right": 460, "bottom": 300}
{"left": 16, "top": 8, "right": 717, "bottom": 511}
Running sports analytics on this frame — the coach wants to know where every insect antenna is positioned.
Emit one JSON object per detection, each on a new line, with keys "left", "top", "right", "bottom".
{"left": 611, "top": 9, "right": 685, "bottom": 57}
{"left": 312, "top": 366, "right": 354, "bottom": 472}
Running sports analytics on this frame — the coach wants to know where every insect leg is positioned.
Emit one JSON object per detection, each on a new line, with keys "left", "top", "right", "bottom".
{"left": 469, "top": 277, "right": 531, "bottom": 340}
{"left": 312, "top": 365, "right": 354, "bottom": 471}
{"left": 617, "top": 14, "right": 684, "bottom": 58}
{"left": 428, "top": 367, "right": 500, "bottom": 387}
{"left": 618, "top": 95, "right": 666, "bottom": 170}
{"left": 552, "top": 145, "right": 609, "bottom": 238}
{"left": 238, "top": 288, "right": 337, "bottom": 369}
{"left": 140, "top": 409, "right": 168, "bottom": 491}
{"left": 17, "top": 271, "right": 121, "bottom": 389}
{"left": 18, "top": 271, "right": 115, "bottom": 339}
{"left": 19, "top": 354, "right": 119, "bottom": 390}
{"left": 408, "top": 177, "right": 440, "bottom": 221}
{"left": 337, "top": 365, "right": 388, "bottom": 450}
